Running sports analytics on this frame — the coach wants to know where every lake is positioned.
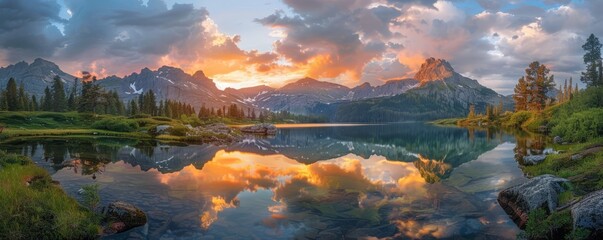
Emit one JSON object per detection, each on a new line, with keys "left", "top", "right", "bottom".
{"left": 0, "top": 122, "right": 548, "bottom": 239}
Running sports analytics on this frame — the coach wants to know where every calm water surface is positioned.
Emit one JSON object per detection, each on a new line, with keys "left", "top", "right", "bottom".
{"left": 1, "top": 123, "right": 548, "bottom": 239}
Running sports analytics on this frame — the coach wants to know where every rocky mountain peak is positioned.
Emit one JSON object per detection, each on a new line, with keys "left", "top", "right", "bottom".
{"left": 192, "top": 70, "right": 207, "bottom": 80}
{"left": 354, "top": 82, "right": 372, "bottom": 89}
{"left": 414, "top": 58, "right": 455, "bottom": 83}
{"left": 296, "top": 77, "right": 319, "bottom": 84}
{"left": 29, "top": 58, "right": 61, "bottom": 71}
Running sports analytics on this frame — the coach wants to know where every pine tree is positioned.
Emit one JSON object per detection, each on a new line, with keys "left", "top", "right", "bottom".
{"left": 562, "top": 79, "right": 568, "bottom": 102}
{"left": 158, "top": 100, "right": 165, "bottom": 116}
{"left": 138, "top": 94, "right": 144, "bottom": 114}
{"left": 78, "top": 82, "right": 103, "bottom": 113}
{"left": 259, "top": 111, "right": 265, "bottom": 122}
{"left": 129, "top": 100, "right": 139, "bottom": 116}
{"left": 524, "top": 61, "right": 554, "bottom": 111}
{"left": 31, "top": 95, "right": 38, "bottom": 111}
{"left": 17, "top": 83, "right": 27, "bottom": 111}
{"left": 51, "top": 76, "right": 67, "bottom": 112}
{"left": 513, "top": 77, "right": 528, "bottom": 111}
{"left": 581, "top": 34, "right": 602, "bottom": 86}
{"left": 5, "top": 78, "right": 18, "bottom": 111}
{"left": 42, "top": 86, "right": 53, "bottom": 111}
{"left": 486, "top": 105, "right": 493, "bottom": 121}
{"left": 0, "top": 90, "right": 7, "bottom": 111}
{"left": 67, "top": 78, "right": 79, "bottom": 111}
{"left": 468, "top": 104, "right": 475, "bottom": 119}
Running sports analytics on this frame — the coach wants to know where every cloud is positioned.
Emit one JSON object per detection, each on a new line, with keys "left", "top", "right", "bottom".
{"left": 0, "top": 0, "right": 65, "bottom": 63}
{"left": 55, "top": 0, "right": 274, "bottom": 78}
{"left": 0, "top": 0, "right": 601, "bottom": 93}
{"left": 384, "top": 1, "right": 600, "bottom": 94}
{"left": 256, "top": 0, "right": 422, "bottom": 85}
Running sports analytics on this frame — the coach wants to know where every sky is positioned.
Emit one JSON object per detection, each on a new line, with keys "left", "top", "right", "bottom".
{"left": 0, "top": 0, "right": 601, "bottom": 94}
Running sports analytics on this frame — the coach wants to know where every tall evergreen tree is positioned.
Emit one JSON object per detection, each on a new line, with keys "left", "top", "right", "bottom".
{"left": 78, "top": 82, "right": 103, "bottom": 113}
{"left": 524, "top": 61, "right": 554, "bottom": 111}
{"left": 51, "top": 76, "right": 67, "bottom": 112}
{"left": 5, "top": 78, "right": 18, "bottom": 111}
{"left": 513, "top": 77, "right": 528, "bottom": 111}
{"left": 467, "top": 104, "right": 476, "bottom": 119}
{"left": 129, "top": 100, "right": 139, "bottom": 116}
{"left": 17, "top": 83, "right": 27, "bottom": 111}
{"left": 42, "top": 86, "right": 53, "bottom": 111}
{"left": 0, "top": 90, "right": 7, "bottom": 111}
{"left": 562, "top": 79, "right": 568, "bottom": 102}
{"left": 31, "top": 95, "right": 38, "bottom": 111}
{"left": 67, "top": 78, "right": 79, "bottom": 111}
{"left": 581, "top": 34, "right": 602, "bottom": 86}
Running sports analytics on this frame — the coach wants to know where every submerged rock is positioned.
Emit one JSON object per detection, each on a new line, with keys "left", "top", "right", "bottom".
{"left": 572, "top": 189, "right": 603, "bottom": 238}
{"left": 241, "top": 123, "right": 277, "bottom": 135}
{"left": 186, "top": 123, "right": 240, "bottom": 144}
{"left": 103, "top": 201, "right": 147, "bottom": 234}
{"left": 523, "top": 155, "right": 547, "bottom": 165}
{"left": 497, "top": 174, "right": 569, "bottom": 228}
{"left": 155, "top": 125, "right": 171, "bottom": 134}
{"left": 204, "top": 123, "right": 232, "bottom": 134}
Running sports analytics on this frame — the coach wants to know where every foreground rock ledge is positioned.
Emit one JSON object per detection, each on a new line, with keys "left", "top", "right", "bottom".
{"left": 497, "top": 174, "right": 569, "bottom": 228}
{"left": 241, "top": 123, "right": 277, "bottom": 135}
{"left": 103, "top": 201, "right": 147, "bottom": 234}
{"left": 572, "top": 189, "right": 603, "bottom": 238}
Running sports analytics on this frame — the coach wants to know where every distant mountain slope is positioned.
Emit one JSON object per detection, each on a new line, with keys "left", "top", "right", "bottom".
{"left": 348, "top": 79, "right": 419, "bottom": 100}
{"left": 0, "top": 58, "right": 513, "bottom": 122}
{"left": 313, "top": 58, "right": 514, "bottom": 122}
{"left": 97, "top": 66, "right": 247, "bottom": 109}
{"left": 234, "top": 77, "right": 421, "bottom": 114}
{"left": 0, "top": 58, "right": 77, "bottom": 97}
{"left": 224, "top": 85, "right": 275, "bottom": 101}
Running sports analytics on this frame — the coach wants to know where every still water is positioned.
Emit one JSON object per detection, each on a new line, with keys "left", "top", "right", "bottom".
{"left": 0, "top": 123, "right": 546, "bottom": 239}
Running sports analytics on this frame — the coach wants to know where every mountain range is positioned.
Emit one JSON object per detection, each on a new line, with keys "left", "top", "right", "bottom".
{"left": 0, "top": 57, "right": 513, "bottom": 121}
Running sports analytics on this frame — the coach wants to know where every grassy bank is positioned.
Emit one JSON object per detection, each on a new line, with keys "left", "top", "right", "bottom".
{"left": 0, "top": 111, "right": 242, "bottom": 144}
{"left": 0, "top": 151, "right": 100, "bottom": 239}
{"left": 436, "top": 87, "right": 603, "bottom": 239}
{"left": 523, "top": 138, "right": 603, "bottom": 194}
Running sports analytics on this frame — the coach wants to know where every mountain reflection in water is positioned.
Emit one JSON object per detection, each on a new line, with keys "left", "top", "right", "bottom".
{"left": 0, "top": 123, "right": 534, "bottom": 239}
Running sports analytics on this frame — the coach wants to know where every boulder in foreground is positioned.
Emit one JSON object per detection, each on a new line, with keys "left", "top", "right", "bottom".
{"left": 572, "top": 189, "right": 603, "bottom": 238}
{"left": 497, "top": 174, "right": 569, "bottom": 228}
{"left": 103, "top": 201, "right": 147, "bottom": 234}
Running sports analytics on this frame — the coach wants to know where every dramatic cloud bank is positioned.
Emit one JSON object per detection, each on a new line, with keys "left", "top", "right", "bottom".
{"left": 0, "top": 0, "right": 601, "bottom": 93}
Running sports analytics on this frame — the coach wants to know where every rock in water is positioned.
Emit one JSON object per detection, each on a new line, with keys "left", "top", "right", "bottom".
{"left": 103, "top": 201, "right": 147, "bottom": 234}
{"left": 572, "top": 190, "right": 603, "bottom": 238}
{"left": 155, "top": 125, "right": 171, "bottom": 134}
{"left": 497, "top": 175, "right": 569, "bottom": 228}
{"left": 523, "top": 155, "right": 547, "bottom": 165}
{"left": 240, "top": 123, "right": 277, "bottom": 135}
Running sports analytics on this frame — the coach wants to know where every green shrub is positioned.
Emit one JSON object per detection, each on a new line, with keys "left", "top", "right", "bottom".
{"left": 552, "top": 109, "right": 603, "bottom": 142}
{"left": 92, "top": 118, "right": 139, "bottom": 132}
{"left": 168, "top": 125, "right": 188, "bottom": 136}
{"left": 152, "top": 116, "right": 172, "bottom": 122}
{"left": 505, "top": 111, "right": 532, "bottom": 128}
{"left": 129, "top": 114, "right": 152, "bottom": 119}
{"left": 0, "top": 151, "right": 31, "bottom": 167}
{"left": 525, "top": 209, "right": 574, "bottom": 239}
{"left": 81, "top": 184, "right": 100, "bottom": 211}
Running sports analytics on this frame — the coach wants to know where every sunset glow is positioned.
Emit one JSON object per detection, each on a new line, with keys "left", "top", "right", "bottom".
{"left": 1, "top": 0, "right": 599, "bottom": 93}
